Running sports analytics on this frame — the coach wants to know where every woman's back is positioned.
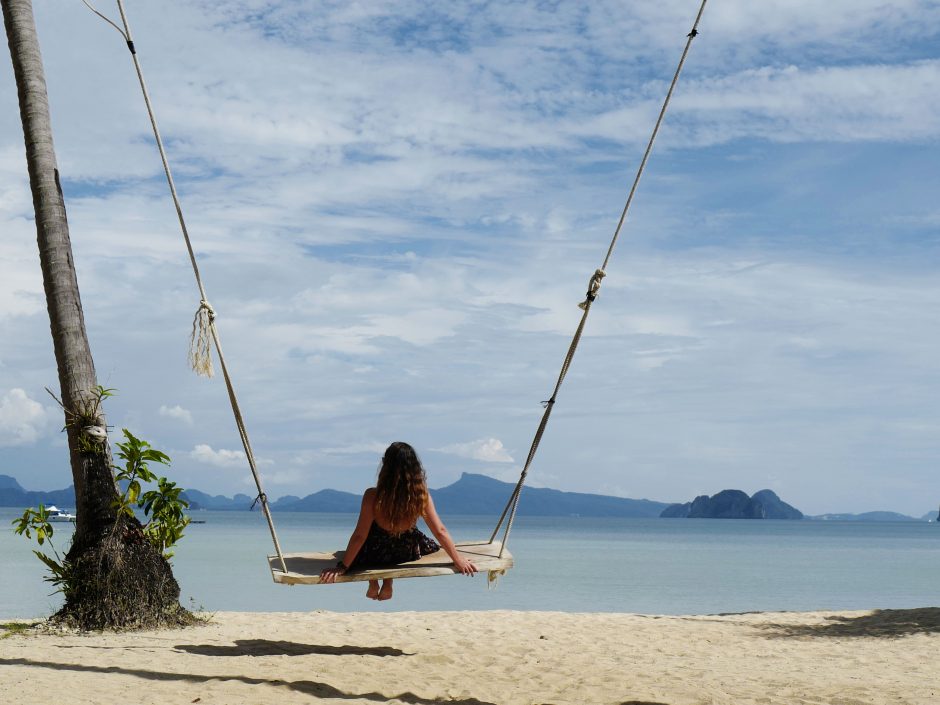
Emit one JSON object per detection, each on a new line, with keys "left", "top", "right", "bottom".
{"left": 366, "top": 487, "right": 415, "bottom": 534}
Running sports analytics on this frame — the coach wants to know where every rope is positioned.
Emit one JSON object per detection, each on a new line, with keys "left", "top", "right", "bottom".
{"left": 82, "top": 0, "right": 287, "bottom": 573}
{"left": 601, "top": 0, "right": 708, "bottom": 273}
{"left": 490, "top": 0, "right": 708, "bottom": 556}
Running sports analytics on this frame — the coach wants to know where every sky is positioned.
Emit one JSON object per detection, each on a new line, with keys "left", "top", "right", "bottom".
{"left": 1, "top": 0, "right": 939, "bottom": 517}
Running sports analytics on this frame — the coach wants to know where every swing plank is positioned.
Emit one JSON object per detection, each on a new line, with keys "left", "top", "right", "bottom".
{"left": 268, "top": 540, "right": 513, "bottom": 585}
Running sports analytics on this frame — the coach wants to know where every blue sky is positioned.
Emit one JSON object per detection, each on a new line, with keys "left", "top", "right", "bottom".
{"left": 1, "top": 0, "right": 939, "bottom": 516}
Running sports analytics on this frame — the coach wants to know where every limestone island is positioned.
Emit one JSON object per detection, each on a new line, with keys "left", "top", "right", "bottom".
{"left": 661, "top": 489, "right": 803, "bottom": 519}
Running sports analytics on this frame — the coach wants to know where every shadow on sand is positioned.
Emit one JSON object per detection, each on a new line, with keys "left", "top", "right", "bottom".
{"left": 760, "top": 608, "right": 940, "bottom": 639}
{"left": 174, "top": 639, "right": 410, "bottom": 657}
{"left": 0, "top": 657, "right": 496, "bottom": 705}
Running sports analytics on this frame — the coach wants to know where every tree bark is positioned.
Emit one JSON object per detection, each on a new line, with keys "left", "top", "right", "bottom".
{"left": 3, "top": 0, "right": 187, "bottom": 629}
{"left": 2, "top": 0, "right": 118, "bottom": 539}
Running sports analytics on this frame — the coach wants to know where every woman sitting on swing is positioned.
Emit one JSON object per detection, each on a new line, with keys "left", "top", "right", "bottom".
{"left": 319, "top": 441, "right": 478, "bottom": 600}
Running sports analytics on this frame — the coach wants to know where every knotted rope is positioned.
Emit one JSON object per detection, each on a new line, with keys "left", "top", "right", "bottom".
{"left": 82, "top": 0, "right": 287, "bottom": 573}
{"left": 490, "top": 0, "right": 709, "bottom": 557}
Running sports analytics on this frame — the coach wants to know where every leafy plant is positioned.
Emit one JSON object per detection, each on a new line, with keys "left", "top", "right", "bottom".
{"left": 11, "top": 504, "right": 69, "bottom": 591}
{"left": 13, "top": 426, "right": 191, "bottom": 600}
{"left": 113, "top": 429, "right": 190, "bottom": 557}
{"left": 45, "top": 384, "right": 116, "bottom": 454}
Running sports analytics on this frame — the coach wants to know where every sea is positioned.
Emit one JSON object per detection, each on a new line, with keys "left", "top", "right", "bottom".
{"left": 1, "top": 508, "right": 938, "bottom": 618}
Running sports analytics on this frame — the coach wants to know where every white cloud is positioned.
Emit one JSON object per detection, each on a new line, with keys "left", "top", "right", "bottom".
{"left": 158, "top": 404, "right": 193, "bottom": 425}
{"left": 0, "top": 154, "right": 44, "bottom": 323}
{"left": 190, "top": 444, "right": 247, "bottom": 468}
{"left": 0, "top": 389, "right": 49, "bottom": 446}
{"left": 257, "top": 467, "right": 307, "bottom": 486}
{"left": 320, "top": 442, "right": 389, "bottom": 456}
{"left": 582, "top": 61, "right": 940, "bottom": 147}
{"left": 435, "top": 438, "right": 515, "bottom": 463}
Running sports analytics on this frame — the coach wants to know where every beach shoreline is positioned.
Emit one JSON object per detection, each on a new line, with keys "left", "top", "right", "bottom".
{"left": 1, "top": 608, "right": 938, "bottom": 704}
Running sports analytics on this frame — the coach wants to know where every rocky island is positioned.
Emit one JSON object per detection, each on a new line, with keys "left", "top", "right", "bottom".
{"left": 661, "top": 489, "right": 803, "bottom": 519}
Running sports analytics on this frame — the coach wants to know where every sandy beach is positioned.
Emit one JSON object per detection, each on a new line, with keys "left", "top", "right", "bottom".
{"left": 1, "top": 608, "right": 938, "bottom": 705}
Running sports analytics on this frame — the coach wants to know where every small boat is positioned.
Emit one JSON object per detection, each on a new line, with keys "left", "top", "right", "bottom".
{"left": 46, "top": 505, "right": 76, "bottom": 522}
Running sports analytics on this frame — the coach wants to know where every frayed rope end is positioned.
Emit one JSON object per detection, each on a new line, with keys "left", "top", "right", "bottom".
{"left": 487, "top": 569, "right": 505, "bottom": 589}
{"left": 189, "top": 300, "right": 215, "bottom": 378}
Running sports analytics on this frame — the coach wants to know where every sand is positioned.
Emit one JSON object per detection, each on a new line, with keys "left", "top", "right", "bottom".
{"left": 1, "top": 607, "right": 938, "bottom": 705}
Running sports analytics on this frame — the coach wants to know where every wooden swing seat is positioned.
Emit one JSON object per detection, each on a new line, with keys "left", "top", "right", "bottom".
{"left": 268, "top": 540, "right": 513, "bottom": 585}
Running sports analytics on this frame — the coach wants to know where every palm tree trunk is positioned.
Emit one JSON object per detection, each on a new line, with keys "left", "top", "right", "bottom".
{"left": 2, "top": 0, "right": 117, "bottom": 542}
{"left": 3, "top": 0, "right": 187, "bottom": 629}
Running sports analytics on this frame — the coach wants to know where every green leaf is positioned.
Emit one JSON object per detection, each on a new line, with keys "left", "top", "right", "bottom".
{"left": 94, "top": 386, "right": 116, "bottom": 400}
{"left": 142, "top": 449, "right": 171, "bottom": 465}
{"left": 33, "top": 551, "right": 67, "bottom": 589}
{"left": 127, "top": 480, "right": 141, "bottom": 504}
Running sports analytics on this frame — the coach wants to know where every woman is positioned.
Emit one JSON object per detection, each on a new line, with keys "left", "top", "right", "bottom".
{"left": 319, "top": 441, "right": 477, "bottom": 600}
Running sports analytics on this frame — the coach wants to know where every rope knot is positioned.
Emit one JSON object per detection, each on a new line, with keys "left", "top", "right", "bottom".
{"left": 577, "top": 269, "right": 606, "bottom": 310}
{"left": 189, "top": 299, "right": 216, "bottom": 377}
{"left": 250, "top": 492, "right": 267, "bottom": 511}
{"left": 199, "top": 299, "right": 216, "bottom": 321}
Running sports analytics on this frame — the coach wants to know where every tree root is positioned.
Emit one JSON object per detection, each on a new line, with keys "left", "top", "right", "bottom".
{"left": 56, "top": 521, "right": 196, "bottom": 631}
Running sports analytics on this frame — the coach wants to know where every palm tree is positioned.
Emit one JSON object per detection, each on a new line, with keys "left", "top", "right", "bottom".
{"left": 3, "top": 0, "right": 187, "bottom": 629}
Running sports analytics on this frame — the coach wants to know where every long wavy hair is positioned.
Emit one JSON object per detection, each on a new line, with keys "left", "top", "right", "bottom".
{"left": 374, "top": 442, "right": 429, "bottom": 533}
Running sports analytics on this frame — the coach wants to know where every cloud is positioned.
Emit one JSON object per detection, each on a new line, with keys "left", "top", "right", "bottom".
{"left": 320, "top": 442, "right": 389, "bottom": 456}
{"left": 158, "top": 404, "right": 193, "bottom": 425}
{"left": 0, "top": 389, "right": 49, "bottom": 446}
{"left": 256, "top": 467, "right": 307, "bottom": 486}
{"left": 582, "top": 61, "right": 940, "bottom": 147}
{"left": 190, "top": 444, "right": 247, "bottom": 468}
{"left": 435, "top": 438, "right": 515, "bottom": 463}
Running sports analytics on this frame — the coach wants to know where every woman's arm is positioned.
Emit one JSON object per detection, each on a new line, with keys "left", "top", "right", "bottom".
{"left": 320, "top": 488, "right": 376, "bottom": 583}
{"left": 423, "top": 492, "right": 477, "bottom": 576}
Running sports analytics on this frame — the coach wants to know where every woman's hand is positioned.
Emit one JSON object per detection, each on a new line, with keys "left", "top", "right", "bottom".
{"left": 320, "top": 562, "right": 347, "bottom": 584}
{"left": 453, "top": 556, "right": 478, "bottom": 576}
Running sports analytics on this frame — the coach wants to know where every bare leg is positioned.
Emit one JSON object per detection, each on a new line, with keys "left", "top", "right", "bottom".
{"left": 378, "top": 579, "right": 394, "bottom": 601}
{"left": 366, "top": 580, "right": 380, "bottom": 600}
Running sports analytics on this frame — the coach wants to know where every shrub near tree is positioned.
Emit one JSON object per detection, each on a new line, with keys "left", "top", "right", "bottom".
{"left": 13, "top": 427, "right": 195, "bottom": 628}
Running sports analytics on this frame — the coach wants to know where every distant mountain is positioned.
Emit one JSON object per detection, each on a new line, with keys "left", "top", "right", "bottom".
{"left": 271, "top": 473, "right": 671, "bottom": 518}
{"left": 0, "top": 475, "right": 23, "bottom": 491}
{"left": 922, "top": 510, "right": 940, "bottom": 522}
{"left": 661, "top": 489, "right": 803, "bottom": 520}
{"left": 273, "top": 489, "right": 360, "bottom": 513}
{"left": 431, "top": 473, "right": 670, "bottom": 517}
{"left": 0, "top": 470, "right": 662, "bottom": 516}
{"left": 181, "top": 489, "right": 256, "bottom": 511}
{"left": 0, "top": 471, "right": 931, "bottom": 521}
{"left": 0, "top": 474, "right": 75, "bottom": 508}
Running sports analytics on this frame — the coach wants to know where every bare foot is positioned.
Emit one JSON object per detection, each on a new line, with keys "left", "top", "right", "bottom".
{"left": 377, "top": 579, "right": 394, "bottom": 601}
{"left": 366, "top": 580, "right": 380, "bottom": 600}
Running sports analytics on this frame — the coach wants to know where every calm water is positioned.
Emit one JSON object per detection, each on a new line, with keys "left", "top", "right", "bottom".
{"left": 1, "top": 508, "right": 938, "bottom": 617}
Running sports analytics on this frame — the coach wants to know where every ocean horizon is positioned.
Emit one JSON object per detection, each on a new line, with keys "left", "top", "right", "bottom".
{"left": 2, "top": 508, "right": 938, "bottom": 619}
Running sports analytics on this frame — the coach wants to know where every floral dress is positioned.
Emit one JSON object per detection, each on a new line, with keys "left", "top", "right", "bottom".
{"left": 350, "top": 521, "right": 440, "bottom": 569}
